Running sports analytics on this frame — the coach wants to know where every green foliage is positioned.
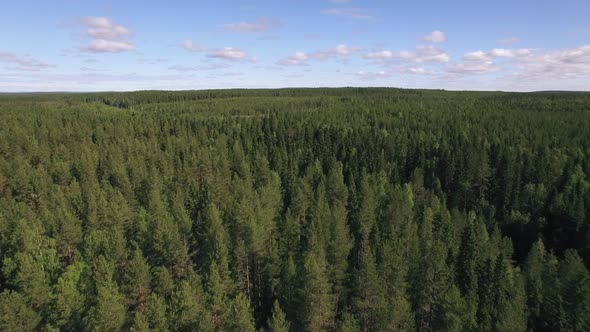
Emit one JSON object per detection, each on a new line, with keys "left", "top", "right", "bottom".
{"left": 0, "top": 291, "right": 41, "bottom": 331}
{"left": 300, "top": 246, "right": 335, "bottom": 331}
{"left": 0, "top": 88, "right": 589, "bottom": 330}
{"left": 267, "top": 300, "right": 290, "bottom": 332}
{"left": 559, "top": 250, "right": 590, "bottom": 331}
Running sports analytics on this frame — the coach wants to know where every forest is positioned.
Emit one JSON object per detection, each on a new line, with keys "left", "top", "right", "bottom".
{"left": 0, "top": 88, "right": 589, "bottom": 331}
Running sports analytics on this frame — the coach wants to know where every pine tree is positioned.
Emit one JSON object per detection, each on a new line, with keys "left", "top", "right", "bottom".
{"left": 146, "top": 293, "right": 169, "bottom": 331}
{"left": 434, "top": 285, "right": 468, "bottom": 332}
{"left": 300, "top": 247, "right": 335, "bottom": 332}
{"left": 523, "top": 240, "right": 546, "bottom": 330}
{"left": 225, "top": 292, "right": 256, "bottom": 332}
{"left": 124, "top": 248, "right": 152, "bottom": 311}
{"left": 411, "top": 208, "right": 452, "bottom": 332}
{"left": 493, "top": 255, "right": 528, "bottom": 332}
{"left": 49, "top": 261, "right": 88, "bottom": 330}
{"left": 171, "top": 279, "right": 213, "bottom": 332}
{"left": 559, "top": 250, "right": 590, "bottom": 331}
{"left": 539, "top": 252, "right": 562, "bottom": 331}
{"left": 86, "top": 256, "right": 127, "bottom": 332}
{"left": 456, "top": 213, "right": 481, "bottom": 329}
{"left": 268, "top": 300, "right": 290, "bottom": 332}
{"left": 327, "top": 201, "right": 352, "bottom": 301}
{"left": 130, "top": 310, "right": 150, "bottom": 332}
{"left": 353, "top": 243, "right": 388, "bottom": 331}
{"left": 0, "top": 291, "right": 41, "bottom": 332}
{"left": 338, "top": 311, "right": 361, "bottom": 332}
{"left": 207, "top": 262, "right": 230, "bottom": 329}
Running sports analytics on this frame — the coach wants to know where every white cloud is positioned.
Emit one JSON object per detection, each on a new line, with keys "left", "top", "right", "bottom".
{"left": 365, "top": 50, "right": 394, "bottom": 60}
{"left": 182, "top": 40, "right": 207, "bottom": 52}
{"left": 321, "top": 8, "right": 372, "bottom": 19}
{"left": 84, "top": 17, "right": 131, "bottom": 40}
{"left": 463, "top": 50, "right": 491, "bottom": 61}
{"left": 447, "top": 61, "right": 499, "bottom": 74}
{"left": 413, "top": 45, "right": 451, "bottom": 63}
{"left": 367, "top": 46, "right": 450, "bottom": 63}
{"left": 313, "top": 44, "right": 361, "bottom": 59}
{"left": 82, "top": 39, "right": 134, "bottom": 53}
{"left": 224, "top": 17, "right": 283, "bottom": 33}
{"left": 355, "top": 70, "right": 390, "bottom": 80}
{"left": 277, "top": 52, "right": 309, "bottom": 66}
{"left": 462, "top": 48, "right": 531, "bottom": 62}
{"left": 168, "top": 63, "right": 231, "bottom": 71}
{"left": 333, "top": 44, "right": 360, "bottom": 55}
{"left": 0, "top": 52, "right": 55, "bottom": 71}
{"left": 278, "top": 44, "right": 361, "bottom": 66}
{"left": 419, "top": 30, "right": 447, "bottom": 43}
{"left": 81, "top": 17, "right": 134, "bottom": 53}
{"left": 404, "top": 67, "right": 434, "bottom": 75}
{"left": 207, "top": 47, "right": 256, "bottom": 62}
{"left": 513, "top": 44, "right": 590, "bottom": 81}
{"left": 490, "top": 48, "right": 530, "bottom": 57}
{"left": 451, "top": 47, "right": 532, "bottom": 75}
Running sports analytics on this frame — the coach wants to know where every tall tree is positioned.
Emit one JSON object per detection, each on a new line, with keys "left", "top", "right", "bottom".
{"left": 300, "top": 246, "right": 335, "bottom": 332}
{"left": 267, "top": 300, "right": 290, "bottom": 332}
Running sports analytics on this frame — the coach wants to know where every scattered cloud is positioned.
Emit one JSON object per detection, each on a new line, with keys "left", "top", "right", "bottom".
{"left": 462, "top": 50, "right": 489, "bottom": 61}
{"left": 365, "top": 50, "right": 394, "bottom": 60}
{"left": 447, "top": 61, "right": 499, "bottom": 74}
{"left": 168, "top": 63, "right": 231, "bottom": 71}
{"left": 207, "top": 47, "right": 257, "bottom": 62}
{"left": 321, "top": 8, "right": 373, "bottom": 19}
{"left": 277, "top": 52, "right": 309, "bottom": 66}
{"left": 449, "top": 47, "right": 531, "bottom": 75}
{"left": 409, "top": 46, "right": 450, "bottom": 63}
{"left": 366, "top": 45, "right": 450, "bottom": 63}
{"left": 490, "top": 48, "right": 530, "bottom": 57}
{"left": 462, "top": 48, "right": 531, "bottom": 61}
{"left": 354, "top": 70, "right": 390, "bottom": 80}
{"left": 82, "top": 39, "right": 134, "bottom": 53}
{"left": 419, "top": 30, "right": 447, "bottom": 43}
{"left": 513, "top": 44, "right": 590, "bottom": 81}
{"left": 314, "top": 44, "right": 362, "bottom": 59}
{"left": 183, "top": 40, "right": 207, "bottom": 52}
{"left": 0, "top": 52, "right": 56, "bottom": 71}
{"left": 80, "top": 17, "right": 134, "bottom": 53}
{"left": 403, "top": 67, "right": 435, "bottom": 75}
{"left": 277, "top": 44, "right": 361, "bottom": 66}
{"left": 224, "top": 17, "right": 284, "bottom": 33}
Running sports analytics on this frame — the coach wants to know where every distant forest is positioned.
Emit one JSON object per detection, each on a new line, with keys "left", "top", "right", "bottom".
{"left": 0, "top": 88, "right": 589, "bottom": 331}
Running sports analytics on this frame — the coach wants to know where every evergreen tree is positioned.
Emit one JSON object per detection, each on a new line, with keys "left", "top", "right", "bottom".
{"left": 353, "top": 243, "right": 388, "bottom": 331}
{"left": 0, "top": 291, "right": 41, "bottom": 332}
{"left": 267, "top": 300, "right": 290, "bottom": 332}
{"left": 300, "top": 247, "right": 335, "bottom": 332}
{"left": 559, "top": 250, "right": 590, "bottom": 331}
{"left": 225, "top": 292, "right": 256, "bottom": 332}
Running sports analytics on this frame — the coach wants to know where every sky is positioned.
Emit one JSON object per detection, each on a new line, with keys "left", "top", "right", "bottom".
{"left": 0, "top": 0, "right": 589, "bottom": 92}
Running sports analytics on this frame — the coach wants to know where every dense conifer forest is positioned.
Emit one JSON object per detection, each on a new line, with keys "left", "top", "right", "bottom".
{"left": 0, "top": 88, "right": 589, "bottom": 331}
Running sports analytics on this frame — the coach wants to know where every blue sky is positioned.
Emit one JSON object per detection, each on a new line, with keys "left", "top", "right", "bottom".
{"left": 1, "top": 0, "right": 589, "bottom": 91}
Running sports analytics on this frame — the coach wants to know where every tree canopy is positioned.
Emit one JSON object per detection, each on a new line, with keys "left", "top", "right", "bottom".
{"left": 0, "top": 88, "right": 589, "bottom": 330}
